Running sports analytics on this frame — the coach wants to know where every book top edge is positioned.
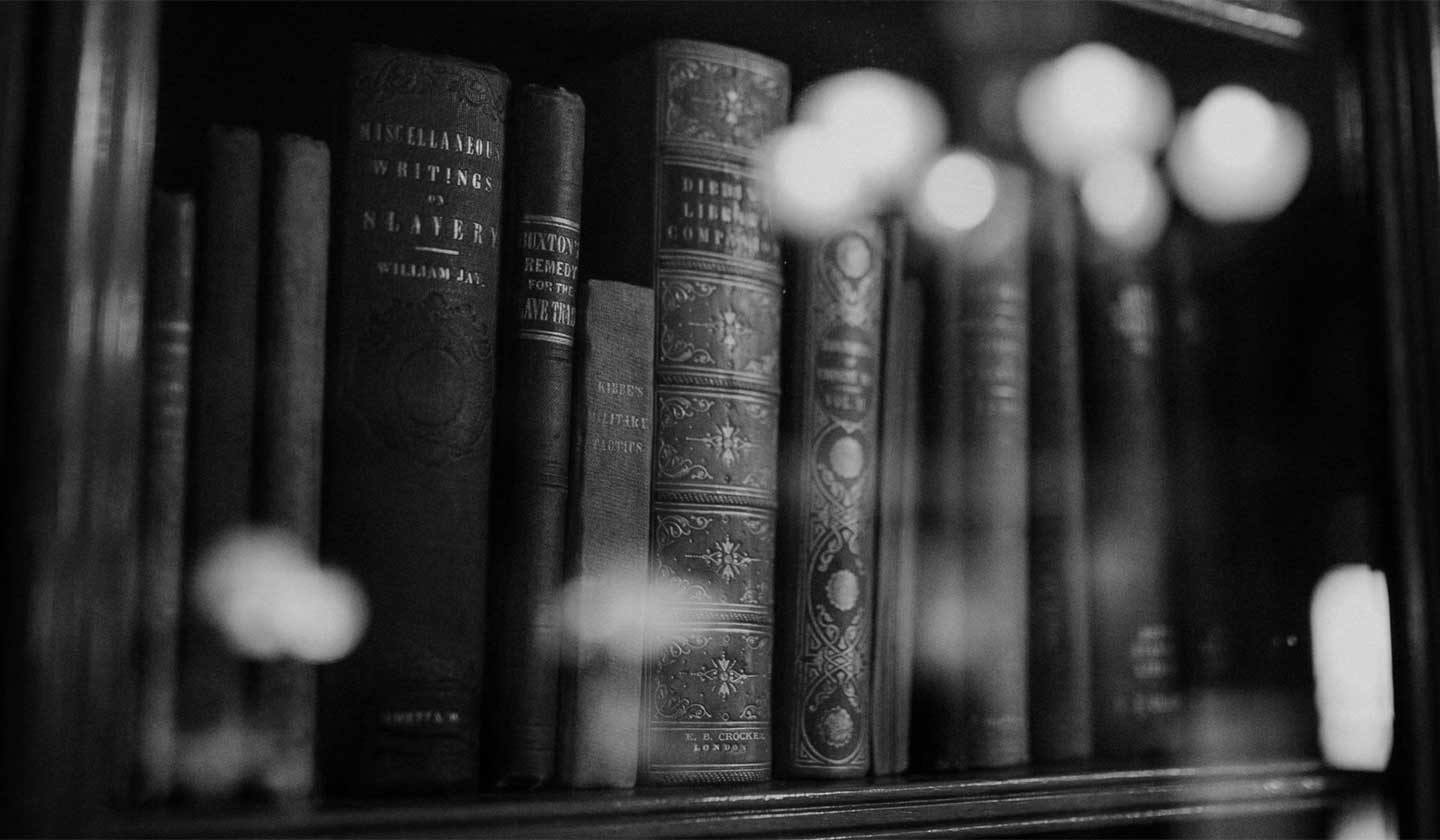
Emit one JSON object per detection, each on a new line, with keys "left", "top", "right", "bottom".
{"left": 351, "top": 41, "right": 509, "bottom": 83}
{"left": 652, "top": 38, "right": 790, "bottom": 77}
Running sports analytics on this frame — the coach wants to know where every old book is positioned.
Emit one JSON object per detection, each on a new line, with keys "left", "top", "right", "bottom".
{"left": 1027, "top": 174, "right": 1091, "bottom": 764}
{"left": 135, "top": 190, "right": 197, "bottom": 802}
{"left": 177, "top": 126, "right": 261, "bottom": 799}
{"left": 319, "top": 44, "right": 509, "bottom": 796}
{"left": 956, "top": 165, "right": 1030, "bottom": 769}
{"left": 910, "top": 246, "right": 967, "bottom": 772}
{"left": 871, "top": 270, "right": 921, "bottom": 778}
{"left": 556, "top": 278, "right": 655, "bottom": 789}
{"left": 485, "top": 85, "right": 585, "bottom": 788}
{"left": 583, "top": 39, "right": 790, "bottom": 784}
{"left": 1080, "top": 233, "right": 1182, "bottom": 760}
{"left": 251, "top": 134, "right": 330, "bottom": 800}
{"left": 776, "top": 220, "right": 894, "bottom": 778}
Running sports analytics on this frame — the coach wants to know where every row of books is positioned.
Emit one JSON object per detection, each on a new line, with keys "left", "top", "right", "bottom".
{"left": 135, "top": 37, "right": 1239, "bottom": 803}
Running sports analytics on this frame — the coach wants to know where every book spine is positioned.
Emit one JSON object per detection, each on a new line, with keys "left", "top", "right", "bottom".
{"left": 178, "top": 125, "right": 261, "bottom": 798}
{"left": 320, "top": 44, "right": 509, "bottom": 796}
{"left": 957, "top": 166, "right": 1030, "bottom": 768}
{"left": 910, "top": 251, "right": 967, "bottom": 772}
{"left": 136, "top": 189, "right": 196, "bottom": 802}
{"left": 634, "top": 40, "right": 790, "bottom": 785}
{"left": 1027, "top": 175, "right": 1091, "bottom": 764}
{"left": 487, "top": 85, "right": 585, "bottom": 788}
{"left": 776, "top": 221, "right": 890, "bottom": 778}
{"left": 252, "top": 133, "right": 330, "bottom": 800}
{"left": 1080, "top": 236, "right": 1182, "bottom": 759}
{"left": 871, "top": 268, "right": 921, "bottom": 777}
{"left": 557, "top": 278, "right": 655, "bottom": 789}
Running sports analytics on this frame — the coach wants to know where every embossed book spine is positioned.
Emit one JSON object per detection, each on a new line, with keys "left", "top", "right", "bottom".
{"left": 556, "top": 278, "right": 654, "bottom": 789}
{"left": 1080, "top": 234, "right": 1182, "bottom": 759}
{"left": 585, "top": 39, "right": 790, "bottom": 785}
{"left": 776, "top": 221, "right": 890, "bottom": 778}
{"left": 1027, "top": 174, "right": 1091, "bottom": 764}
{"left": 136, "top": 190, "right": 196, "bottom": 802}
{"left": 872, "top": 269, "right": 921, "bottom": 777}
{"left": 320, "top": 44, "right": 509, "bottom": 796}
{"left": 252, "top": 134, "right": 330, "bottom": 800}
{"left": 956, "top": 166, "right": 1030, "bottom": 768}
{"left": 486, "top": 85, "right": 585, "bottom": 788}
{"left": 178, "top": 126, "right": 261, "bottom": 798}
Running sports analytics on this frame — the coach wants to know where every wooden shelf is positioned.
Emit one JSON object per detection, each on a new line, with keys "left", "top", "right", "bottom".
{"left": 117, "top": 761, "right": 1378, "bottom": 838}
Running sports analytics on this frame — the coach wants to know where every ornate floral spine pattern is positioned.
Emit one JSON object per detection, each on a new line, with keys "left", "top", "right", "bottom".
{"left": 640, "top": 40, "right": 789, "bottom": 785}
{"left": 776, "top": 223, "right": 886, "bottom": 776}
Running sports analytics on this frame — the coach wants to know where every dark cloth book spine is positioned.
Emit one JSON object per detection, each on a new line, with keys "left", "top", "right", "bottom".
{"left": 252, "top": 134, "right": 330, "bottom": 800}
{"left": 584, "top": 39, "right": 790, "bottom": 784}
{"left": 320, "top": 44, "right": 509, "bottom": 796}
{"left": 910, "top": 248, "right": 967, "bottom": 772}
{"left": 1027, "top": 175, "right": 1092, "bottom": 764}
{"left": 486, "top": 85, "right": 585, "bottom": 788}
{"left": 871, "top": 268, "right": 921, "bottom": 778}
{"left": 1080, "top": 235, "right": 1182, "bottom": 760}
{"left": 177, "top": 125, "right": 261, "bottom": 798}
{"left": 136, "top": 190, "right": 196, "bottom": 803}
{"left": 776, "top": 221, "right": 891, "bottom": 778}
{"left": 556, "top": 278, "right": 655, "bottom": 789}
{"left": 956, "top": 165, "right": 1030, "bottom": 768}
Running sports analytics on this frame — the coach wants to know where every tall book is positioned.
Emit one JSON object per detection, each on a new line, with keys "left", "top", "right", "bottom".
{"left": 910, "top": 246, "right": 967, "bottom": 772}
{"left": 556, "top": 278, "right": 655, "bottom": 789}
{"left": 135, "top": 190, "right": 197, "bottom": 802}
{"left": 871, "top": 271, "right": 922, "bottom": 777}
{"left": 1080, "top": 233, "right": 1182, "bottom": 759}
{"left": 251, "top": 134, "right": 330, "bottom": 799}
{"left": 1027, "top": 174, "right": 1091, "bottom": 764}
{"left": 320, "top": 44, "right": 509, "bottom": 796}
{"left": 776, "top": 219, "right": 895, "bottom": 778}
{"left": 956, "top": 165, "right": 1030, "bottom": 768}
{"left": 584, "top": 39, "right": 790, "bottom": 784}
{"left": 177, "top": 126, "right": 261, "bottom": 799}
{"left": 485, "top": 85, "right": 585, "bottom": 788}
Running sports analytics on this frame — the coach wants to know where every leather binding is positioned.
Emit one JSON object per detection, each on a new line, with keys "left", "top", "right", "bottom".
{"left": 584, "top": 39, "right": 790, "bottom": 784}
{"left": 177, "top": 126, "right": 261, "bottom": 798}
{"left": 1026, "top": 174, "right": 1091, "bottom": 764}
{"left": 776, "top": 220, "right": 895, "bottom": 778}
{"left": 320, "top": 44, "right": 509, "bottom": 796}
{"left": 871, "top": 269, "right": 921, "bottom": 777}
{"left": 955, "top": 165, "right": 1030, "bottom": 768}
{"left": 486, "top": 84, "right": 585, "bottom": 788}
{"left": 1080, "top": 231, "right": 1182, "bottom": 760}
{"left": 136, "top": 190, "right": 196, "bottom": 802}
{"left": 252, "top": 134, "right": 330, "bottom": 799}
{"left": 556, "top": 278, "right": 655, "bottom": 789}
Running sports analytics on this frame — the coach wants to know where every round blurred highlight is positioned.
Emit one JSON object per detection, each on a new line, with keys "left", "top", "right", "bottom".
{"left": 1080, "top": 151, "right": 1170, "bottom": 253}
{"left": 193, "top": 526, "right": 369, "bottom": 664}
{"left": 796, "top": 68, "right": 947, "bottom": 201}
{"left": 1167, "top": 84, "right": 1311, "bottom": 223}
{"left": 915, "top": 149, "right": 998, "bottom": 236}
{"left": 1018, "top": 42, "right": 1173, "bottom": 176}
{"left": 759, "top": 123, "right": 868, "bottom": 236}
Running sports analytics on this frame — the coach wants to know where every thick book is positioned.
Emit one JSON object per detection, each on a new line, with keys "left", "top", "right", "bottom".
{"left": 584, "top": 39, "right": 790, "bottom": 784}
{"left": 776, "top": 220, "right": 894, "bottom": 778}
{"left": 320, "top": 44, "right": 509, "bottom": 796}
{"left": 177, "top": 125, "right": 261, "bottom": 799}
{"left": 556, "top": 278, "right": 655, "bottom": 789}
{"left": 485, "top": 85, "right": 585, "bottom": 788}
{"left": 956, "top": 165, "right": 1030, "bottom": 769}
{"left": 251, "top": 134, "right": 330, "bottom": 800}
{"left": 1080, "top": 234, "right": 1182, "bottom": 759}
{"left": 1027, "top": 174, "right": 1091, "bottom": 764}
{"left": 871, "top": 270, "right": 921, "bottom": 777}
{"left": 136, "top": 190, "right": 197, "bottom": 802}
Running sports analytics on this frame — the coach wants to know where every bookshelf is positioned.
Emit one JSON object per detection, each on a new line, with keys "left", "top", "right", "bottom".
{"left": 0, "top": 0, "right": 1429, "bottom": 836}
